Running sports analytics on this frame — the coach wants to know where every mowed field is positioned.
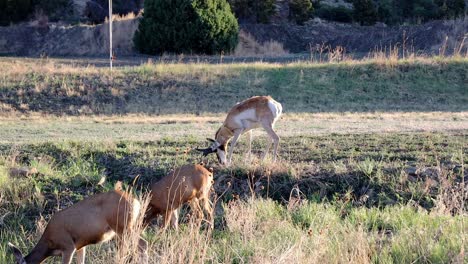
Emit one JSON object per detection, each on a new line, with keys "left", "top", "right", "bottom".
{"left": 0, "top": 56, "right": 467, "bottom": 263}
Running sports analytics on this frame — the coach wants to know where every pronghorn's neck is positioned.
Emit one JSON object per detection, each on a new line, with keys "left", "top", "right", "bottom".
{"left": 215, "top": 125, "right": 234, "bottom": 146}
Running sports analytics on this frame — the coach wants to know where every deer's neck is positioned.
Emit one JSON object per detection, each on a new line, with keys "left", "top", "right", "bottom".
{"left": 25, "top": 238, "right": 50, "bottom": 264}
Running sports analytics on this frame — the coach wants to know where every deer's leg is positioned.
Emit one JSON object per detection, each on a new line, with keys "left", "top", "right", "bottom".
{"left": 162, "top": 210, "right": 174, "bottom": 230}
{"left": 202, "top": 197, "right": 214, "bottom": 229}
{"left": 228, "top": 129, "right": 244, "bottom": 165}
{"left": 143, "top": 206, "right": 157, "bottom": 227}
{"left": 170, "top": 209, "right": 179, "bottom": 230}
{"left": 262, "top": 122, "right": 280, "bottom": 162}
{"left": 138, "top": 237, "right": 149, "bottom": 264}
{"left": 61, "top": 248, "right": 76, "bottom": 264}
{"left": 76, "top": 247, "right": 86, "bottom": 264}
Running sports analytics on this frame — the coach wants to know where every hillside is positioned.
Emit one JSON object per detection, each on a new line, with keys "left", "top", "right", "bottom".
{"left": 0, "top": 18, "right": 466, "bottom": 56}
{"left": 0, "top": 57, "right": 466, "bottom": 116}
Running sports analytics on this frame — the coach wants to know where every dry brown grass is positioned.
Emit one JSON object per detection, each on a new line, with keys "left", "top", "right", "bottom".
{"left": 234, "top": 30, "right": 288, "bottom": 57}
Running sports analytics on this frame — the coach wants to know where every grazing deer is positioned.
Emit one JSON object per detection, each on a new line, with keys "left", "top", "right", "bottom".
{"left": 197, "top": 95, "right": 282, "bottom": 165}
{"left": 8, "top": 182, "right": 148, "bottom": 264}
{"left": 144, "top": 163, "right": 214, "bottom": 230}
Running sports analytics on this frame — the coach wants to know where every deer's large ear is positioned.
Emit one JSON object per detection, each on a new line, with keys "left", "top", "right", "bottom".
{"left": 206, "top": 138, "right": 216, "bottom": 143}
{"left": 114, "top": 181, "right": 123, "bottom": 191}
{"left": 8, "top": 242, "right": 26, "bottom": 264}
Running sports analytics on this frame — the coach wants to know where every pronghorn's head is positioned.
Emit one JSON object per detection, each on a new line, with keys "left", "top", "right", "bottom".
{"left": 196, "top": 138, "right": 227, "bottom": 165}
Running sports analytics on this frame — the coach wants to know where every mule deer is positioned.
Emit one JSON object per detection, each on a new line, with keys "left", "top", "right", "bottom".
{"left": 8, "top": 182, "right": 148, "bottom": 264}
{"left": 144, "top": 163, "right": 214, "bottom": 229}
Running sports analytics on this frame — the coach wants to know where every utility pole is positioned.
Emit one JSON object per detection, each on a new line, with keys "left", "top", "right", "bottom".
{"left": 109, "top": 0, "right": 113, "bottom": 70}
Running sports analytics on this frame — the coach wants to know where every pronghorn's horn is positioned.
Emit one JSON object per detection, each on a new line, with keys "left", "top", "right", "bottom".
{"left": 206, "top": 138, "right": 216, "bottom": 143}
{"left": 196, "top": 147, "right": 215, "bottom": 157}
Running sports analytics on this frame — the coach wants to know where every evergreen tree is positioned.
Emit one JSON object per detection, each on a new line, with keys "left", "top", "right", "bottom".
{"left": 289, "top": 0, "right": 313, "bottom": 25}
{"left": 134, "top": 0, "right": 239, "bottom": 55}
{"left": 353, "top": 0, "right": 378, "bottom": 25}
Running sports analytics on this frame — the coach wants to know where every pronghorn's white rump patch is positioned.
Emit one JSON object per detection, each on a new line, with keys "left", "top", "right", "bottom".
{"left": 268, "top": 99, "right": 282, "bottom": 123}
{"left": 233, "top": 108, "right": 256, "bottom": 126}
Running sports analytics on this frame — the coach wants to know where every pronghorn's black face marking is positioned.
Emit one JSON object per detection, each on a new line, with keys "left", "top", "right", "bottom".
{"left": 197, "top": 140, "right": 227, "bottom": 164}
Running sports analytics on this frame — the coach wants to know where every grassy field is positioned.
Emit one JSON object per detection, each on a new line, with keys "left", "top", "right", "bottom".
{"left": 0, "top": 56, "right": 467, "bottom": 263}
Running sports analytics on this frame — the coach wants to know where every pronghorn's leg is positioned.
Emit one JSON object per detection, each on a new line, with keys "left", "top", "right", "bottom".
{"left": 76, "top": 247, "right": 86, "bottom": 264}
{"left": 170, "top": 209, "right": 179, "bottom": 230}
{"left": 261, "top": 137, "right": 273, "bottom": 160}
{"left": 262, "top": 122, "right": 280, "bottom": 162}
{"left": 246, "top": 130, "right": 253, "bottom": 159}
{"left": 61, "top": 248, "right": 76, "bottom": 264}
{"left": 227, "top": 129, "right": 244, "bottom": 165}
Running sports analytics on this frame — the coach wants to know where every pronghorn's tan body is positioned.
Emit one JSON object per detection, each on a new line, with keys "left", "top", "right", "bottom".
{"left": 199, "top": 96, "right": 282, "bottom": 165}
{"left": 145, "top": 164, "right": 214, "bottom": 229}
{"left": 9, "top": 183, "right": 148, "bottom": 264}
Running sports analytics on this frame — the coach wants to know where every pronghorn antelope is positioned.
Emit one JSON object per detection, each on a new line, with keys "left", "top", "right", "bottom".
{"left": 197, "top": 95, "right": 282, "bottom": 165}
{"left": 8, "top": 182, "right": 148, "bottom": 264}
{"left": 144, "top": 163, "right": 214, "bottom": 230}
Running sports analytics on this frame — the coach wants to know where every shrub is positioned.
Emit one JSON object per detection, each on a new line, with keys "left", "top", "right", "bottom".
{"left": 315, "top": 5, "right": 353, "bottom": 23}
{"left": 289, "top": 0, "right": 313, "bottom": 25}
{"left": 0, "top": 0, "right": 33, "bottom": 26}
{"left": 435, "top": 0, "right": 465, "bottom": 19}
{"left": 134, "top": 0, "right": 239, "bottom": 55}
{"left": 353, "top": 0, "right": 378, "bottom": 25}
{"left": 228, "top": 0, "right": 276, "bottom": 23}
{"left": 32, "top": 0, "right": 72, "bottom": 21}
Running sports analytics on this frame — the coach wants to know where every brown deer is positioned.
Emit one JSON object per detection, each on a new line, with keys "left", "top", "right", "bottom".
{"left": 8, "top": 182, "right": 148, "bottom": 264}
{"left": 197, "top": 95, "right": 283, "bottom": 165}
{"left": 144, "top": 163, "right": 214, "bottom": 230}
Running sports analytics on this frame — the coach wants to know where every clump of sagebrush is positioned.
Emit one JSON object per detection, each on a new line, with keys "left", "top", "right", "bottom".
{"left": 134, "top": 0, "right": 238, "bottom": 55}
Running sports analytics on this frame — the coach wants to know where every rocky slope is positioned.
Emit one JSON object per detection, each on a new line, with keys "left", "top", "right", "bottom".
{"left": 0, "top": 18, "right": 465, "bottom": 56}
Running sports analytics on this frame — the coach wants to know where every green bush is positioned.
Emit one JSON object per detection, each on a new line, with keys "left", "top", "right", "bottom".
{"left": 33, "top": 0, "right": 72, "bottom": 20}
{"left": 289, "top": 0, "right": 313, "bottom": 25}
{"left": 134, "top": 0, "right": 239, "bottom": 55}
{"left": 353, "top": 0, "right": 378, "bottom": 25}
{"left": 228, "top": 0, "right": 276, "bottom": 23}
{"left": 0, "top": 0, "right": 71, "bottom": 25}
{"left": 435, "top": 0, "right": 465, "bottom": 19}
{"left": 315, "top": 5, "right": 353, "bottom": 23}
{"left": 0, "top": 0, "right": 33, "bottom": 26}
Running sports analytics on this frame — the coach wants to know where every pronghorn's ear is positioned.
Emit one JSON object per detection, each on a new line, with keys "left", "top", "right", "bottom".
{"left": 8, "top": 242, "right": 26, "bottom": 264}
{"left": 206, "top": 138, "right": 216, "bottom": 143}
